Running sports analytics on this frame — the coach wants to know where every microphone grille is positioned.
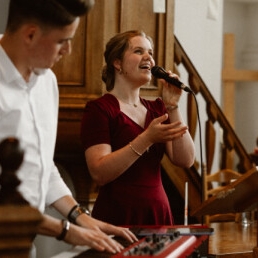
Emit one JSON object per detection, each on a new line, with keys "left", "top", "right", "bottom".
{"left": 151, "top": 66, "right": 167, "bottom": 79}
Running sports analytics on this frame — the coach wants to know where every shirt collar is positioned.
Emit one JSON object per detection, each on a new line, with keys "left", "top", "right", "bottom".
{"left": 0, "top": 44, "right": 24, "bottom": 85}
{"left": 0, "top": 44, "right": 48, "bottom": 88}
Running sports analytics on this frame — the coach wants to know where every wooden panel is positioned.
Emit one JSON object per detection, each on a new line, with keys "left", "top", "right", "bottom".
{"left": 120, "top": 0, "right": 157, "bottom": 34}
{"left": 52, "top": 0, "right": 175, "bottom": 100}
{"left": 52, "top": 18, "right": 86, "bottom": 86}
{"left": 85, "top": 0, "right": 119, "bottom": 95}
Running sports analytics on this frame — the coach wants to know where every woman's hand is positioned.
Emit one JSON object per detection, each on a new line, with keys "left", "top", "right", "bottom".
{"left": 160, "top": 70, "right": 182, "bottom": 107}
{"left": 143, "top": 114, "right": 188, "bottom": 144}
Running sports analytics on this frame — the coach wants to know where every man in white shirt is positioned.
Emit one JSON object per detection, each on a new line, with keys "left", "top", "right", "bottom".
{"left": 0, "top": 0, "right": 137, "bottom": 255}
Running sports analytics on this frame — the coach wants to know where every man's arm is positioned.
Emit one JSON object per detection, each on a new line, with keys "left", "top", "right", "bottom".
{"left": 38, "top": 195, "right": 137, "bottom": 253}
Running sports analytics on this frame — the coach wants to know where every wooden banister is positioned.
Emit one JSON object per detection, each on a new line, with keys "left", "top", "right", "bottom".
{"left": 162, "top": 36, "right": 256, "bottom": 223}
{"left": 174, "top": 36, "right": 254, "bottom": 174}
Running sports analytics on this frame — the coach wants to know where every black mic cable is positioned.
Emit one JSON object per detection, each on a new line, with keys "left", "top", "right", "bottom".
{"left": 152, "top": 65, "right": 205, "bottom": 224}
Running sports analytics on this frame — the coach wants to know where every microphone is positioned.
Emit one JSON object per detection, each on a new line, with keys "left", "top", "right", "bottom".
{"left": 151, "top": 66, "right": 192, "bottom": 93}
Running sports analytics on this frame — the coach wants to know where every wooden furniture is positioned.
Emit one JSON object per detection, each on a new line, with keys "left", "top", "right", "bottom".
{"left": 204, "top": 169, "right": 242, "bottom": 223}
{"left": 205, "top": 169, "right": 241, "bottom": 196}
{"left": 0, "top": 138, "right": 42, "bottom": 258}
{"left": 163, "top": 36, "right": 255, "bottom": 223}
{"left": 192, "top": 167, "right": 258, "bottom": 217}
{"left": 192, "top": 167, "right": 258, "bottom": 256}
{"left": 0, "top": 206, "right": 42, "bottom": 258}
{"left": 250, "top": 153, "right": 258, "bottom": 166}
{"left": 209, "top": 221, "right": 257, "bottom": 257}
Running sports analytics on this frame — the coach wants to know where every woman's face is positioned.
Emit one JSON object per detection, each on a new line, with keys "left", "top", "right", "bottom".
{"left": 120, "top": 35, "right": 155, "bottom": 86}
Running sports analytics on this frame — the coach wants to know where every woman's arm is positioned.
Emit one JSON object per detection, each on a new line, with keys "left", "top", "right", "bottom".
{"left": 161, "top": 71, "right": 195, "bottom": 168}
{"left": 85, "top": 130, "right": 152, "bottom": 186}
{"left": 165, "top": 106, "right": 195, "bottom": 167}
{"left": 85, "top": 113, "right": 192, "bottom": 185}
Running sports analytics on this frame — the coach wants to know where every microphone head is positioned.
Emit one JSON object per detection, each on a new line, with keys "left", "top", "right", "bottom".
{"left": 151, "top": 65, "right": 192, "bottom": 93}
{"left": 151, "top": 66, "right": 168, "bottom": 79}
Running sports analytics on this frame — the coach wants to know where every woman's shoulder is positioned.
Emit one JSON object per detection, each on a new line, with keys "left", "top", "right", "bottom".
{"left": 141, "top": 97, "right": 165, "bottom": 112}
{"left": 89, "top": 93, "right": 118, "bottom": 106}
{"left": 86, "top": 93, "right": 120, "bottom": 115}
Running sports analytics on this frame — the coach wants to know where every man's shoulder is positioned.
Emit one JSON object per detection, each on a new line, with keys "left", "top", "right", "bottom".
{"left": 37, "top": 68, "right": 57, "bottom": 82}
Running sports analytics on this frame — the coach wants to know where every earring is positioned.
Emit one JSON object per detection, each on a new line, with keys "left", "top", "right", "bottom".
{"left": 119, "top": 68, "right": 123, "bottom": 74}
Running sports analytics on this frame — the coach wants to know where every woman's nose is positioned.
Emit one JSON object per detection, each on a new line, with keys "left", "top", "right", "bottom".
{"left": 143, "top": 52, "right": 153, "bottom": 62}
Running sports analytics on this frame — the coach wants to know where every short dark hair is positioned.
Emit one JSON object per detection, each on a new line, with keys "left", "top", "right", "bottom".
{"left": 6, "top": 0, "right": 94, "bottom": 32}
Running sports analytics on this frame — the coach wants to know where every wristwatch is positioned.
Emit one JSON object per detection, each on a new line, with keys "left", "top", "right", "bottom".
{"left": 68, "top": 204, "right": 91, "bottom": 224}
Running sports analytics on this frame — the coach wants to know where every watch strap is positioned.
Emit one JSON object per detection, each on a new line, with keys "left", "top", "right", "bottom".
{"left": 68, "top": 204, "right": 90, "bottom": 224}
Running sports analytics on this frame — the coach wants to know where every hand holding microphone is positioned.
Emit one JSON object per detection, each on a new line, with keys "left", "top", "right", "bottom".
{"left": 151, "top": 66, "right": 192, "bottom": 93}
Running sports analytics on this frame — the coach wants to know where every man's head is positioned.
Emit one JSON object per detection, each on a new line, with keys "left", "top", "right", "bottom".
{"left": 0, "top": 0, "right": 94, "bottom": 79}
{"left": 6, "top": 0, "right": 94, "bottom": 33}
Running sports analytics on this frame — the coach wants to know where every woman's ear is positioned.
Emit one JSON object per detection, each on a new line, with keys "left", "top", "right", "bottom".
{"left": 113, "top": 59, "right": 122, "bottom": 71}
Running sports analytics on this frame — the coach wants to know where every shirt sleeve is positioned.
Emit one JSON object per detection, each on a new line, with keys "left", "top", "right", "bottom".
{"left": 45, "top": 163, "right": 72, "bottom": 206}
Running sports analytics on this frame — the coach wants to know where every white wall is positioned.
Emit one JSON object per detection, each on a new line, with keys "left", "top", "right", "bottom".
{"left": 224, "top": 1, "right": 258, "bottom": 153}
{"left": 0, "top": 0, "right": 9, "bottom": 33}
{"left": 174, "top": 0, "right": 258, "bottom": 170}
{"left": 174, "top": 0, "right": 224, "bottom": 173}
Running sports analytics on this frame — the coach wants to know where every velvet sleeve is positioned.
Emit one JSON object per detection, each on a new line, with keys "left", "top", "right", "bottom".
{"left": 81, "top": 100, "right": 111, "bottom": 151}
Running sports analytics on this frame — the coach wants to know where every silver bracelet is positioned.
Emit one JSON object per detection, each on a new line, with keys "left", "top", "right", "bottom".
{"left": 129, "top": 142, "right": 142, "bottom": 156}
{"left": 56, "top": 219, "right": 70, "bottom": 240}
{"left": 166, "top": 105, "right": 178, "bottom": 112}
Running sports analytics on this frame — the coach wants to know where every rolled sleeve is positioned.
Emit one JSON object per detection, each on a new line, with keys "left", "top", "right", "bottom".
{"left": 45, "top": 164, "right": 72, "bottom": 206}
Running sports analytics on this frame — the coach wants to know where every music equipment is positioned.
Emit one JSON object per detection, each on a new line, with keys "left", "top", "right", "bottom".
{"left": 74, "top": 225, "right": 212, "bottom": 258}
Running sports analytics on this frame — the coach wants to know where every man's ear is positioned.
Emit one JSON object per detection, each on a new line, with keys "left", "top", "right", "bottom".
{"left": 22, "top": 24, "right": 39, "bottom": 44}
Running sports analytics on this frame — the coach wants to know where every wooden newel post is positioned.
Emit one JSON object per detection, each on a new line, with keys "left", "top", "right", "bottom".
{"left": 0, "top": 137, "right": 43, "bottom": 258}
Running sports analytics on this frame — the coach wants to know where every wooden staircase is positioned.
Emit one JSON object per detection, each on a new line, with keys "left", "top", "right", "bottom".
{"left": 162, "top": 36, "right": 256, "bottom": 224}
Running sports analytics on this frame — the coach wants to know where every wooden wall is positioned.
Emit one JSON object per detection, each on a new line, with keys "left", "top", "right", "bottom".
{"left": 53, "top": 0, "right": 175, "bottom": 206}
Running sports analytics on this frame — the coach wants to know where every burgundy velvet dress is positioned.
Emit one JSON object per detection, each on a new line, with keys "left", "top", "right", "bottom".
{"left": 81, "top": 94, "right": 173, "bottom": 225}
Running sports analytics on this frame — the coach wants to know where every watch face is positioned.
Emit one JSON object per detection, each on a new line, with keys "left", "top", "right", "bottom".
{"left": 73, "top": 207, "right": 81, "bottom": 217}
{"left": 84, "top": 207, "right": 91, "bottom": 216}
{"left": 71, "top": 206, "right": 91, "bottom": 222}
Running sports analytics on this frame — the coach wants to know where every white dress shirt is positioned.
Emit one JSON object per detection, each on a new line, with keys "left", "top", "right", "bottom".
{"left": 0, "top": 45, "right": 72, "bottom": 212}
